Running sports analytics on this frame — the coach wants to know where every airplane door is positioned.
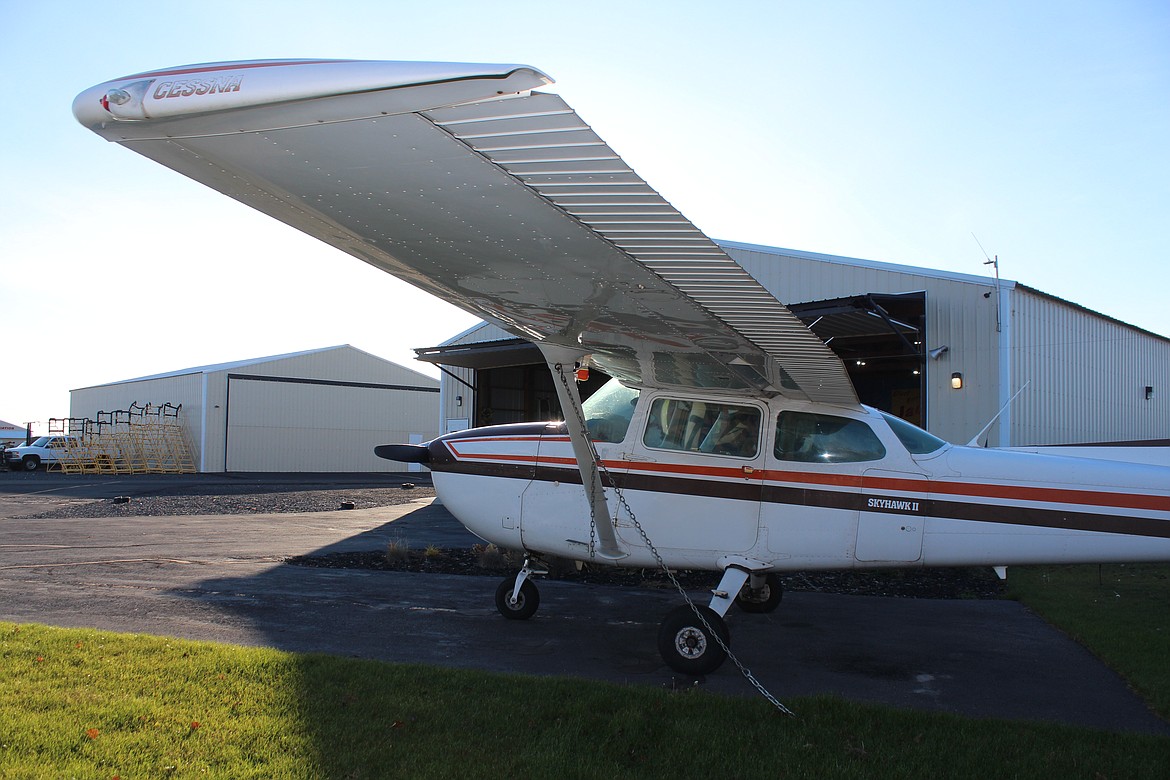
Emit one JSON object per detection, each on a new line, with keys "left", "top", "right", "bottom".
{"left": 854, "top": 469, "right": 928, "bottom": 563}
{"left": 614, "top": 397, "right": 763, "bottom": 558}
{"left": 518, "top": 426, "right": 588, "bottom": 555}
{"left": 518, "top": 429, "right": 634, "bottom": 558}
{"left": 762, "top": 409, "right": 903, "bottom": 568}
{"left": 519, "top": 380, "right": 643, "bottom": 558}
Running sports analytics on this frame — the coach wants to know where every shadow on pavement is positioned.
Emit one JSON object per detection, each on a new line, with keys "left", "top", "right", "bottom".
{"left": 174, "top": 500, "right": 1170, "bottom": 739}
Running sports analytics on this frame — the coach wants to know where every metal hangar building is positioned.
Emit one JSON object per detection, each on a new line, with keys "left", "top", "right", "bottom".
{"left": 419, "top": 242, "right": 1170, "bottom": 449}
{"left": 69, "top": 345, "right": 439, "bottom": 473}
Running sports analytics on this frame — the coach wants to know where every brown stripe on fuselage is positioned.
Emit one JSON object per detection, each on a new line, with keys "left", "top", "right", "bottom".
{"left": 429, "top": 445, "right": 1170, "bottom": 540}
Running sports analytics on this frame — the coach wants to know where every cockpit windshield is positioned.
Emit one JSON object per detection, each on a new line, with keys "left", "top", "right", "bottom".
{"left": 582, "top": 378, "right": 641, "bottom": 443}
{"left": 880, "top": 412, "right": 948, "bottom": 455}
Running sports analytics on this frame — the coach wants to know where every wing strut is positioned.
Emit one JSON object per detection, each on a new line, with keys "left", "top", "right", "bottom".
{"left": 540, "top": 344, "right": 627, "bottom": 561}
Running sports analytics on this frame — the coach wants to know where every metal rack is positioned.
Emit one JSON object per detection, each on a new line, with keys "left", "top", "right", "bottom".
{"left": 49, "top": 403, "right": 195, "bottom": 474}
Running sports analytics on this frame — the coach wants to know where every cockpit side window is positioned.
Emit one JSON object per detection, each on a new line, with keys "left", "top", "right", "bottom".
{"left": 774, "top": 411, "right": 886, "bottom": 463}
{"left": 643, "top": 398, "right": 761, "bottom": 458}
{"left": 582, "top": 378, "right": 640, "bottom": 443}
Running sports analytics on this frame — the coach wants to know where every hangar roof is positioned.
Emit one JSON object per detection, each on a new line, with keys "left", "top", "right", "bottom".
{"left": 0, "top": 419, "right": 25, "bottom": 440}
{"left": 717, "top": 240, "right": 1017, "bottom": 289}
{"left": 71, "top": 345, "right": 414, "bottom": 390}
{"left": 721, "top": 240, "right": 1168, "bottom": 343}
{"left": 415, "top": 339, "right": 540, "bottom": 370}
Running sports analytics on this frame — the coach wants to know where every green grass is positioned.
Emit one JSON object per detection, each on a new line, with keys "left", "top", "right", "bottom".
{"left": 1, "top": 621, "right": 1168, "bottom": 779}
{"left": 1007, "top": 563, "right": 1170, "bottom": 721}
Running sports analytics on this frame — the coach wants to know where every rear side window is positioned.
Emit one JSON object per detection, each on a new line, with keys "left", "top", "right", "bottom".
{"left": 644, "top": 398, "right": 761, "bottom": 458}
{"left": 775, "top": 411, "right": 886, "bottom": 463}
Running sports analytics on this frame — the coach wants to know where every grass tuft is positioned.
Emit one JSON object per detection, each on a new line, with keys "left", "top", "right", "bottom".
{"left": 475, "top": 543, "right": 515, "bottom": 571}
{"left": 385, "top": 535, "right": 412, "bottom": 564}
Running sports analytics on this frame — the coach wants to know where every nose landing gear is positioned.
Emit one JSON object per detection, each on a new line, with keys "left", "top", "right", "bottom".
{"left": 494, "top": 559, "right": 545, "bottom": 621}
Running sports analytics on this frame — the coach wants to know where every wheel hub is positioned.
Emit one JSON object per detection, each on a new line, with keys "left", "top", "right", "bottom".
{"left": 745, "top": 585, "right": 769, "bottom": 603}
{"left": 674, "top": 627, "right": 707, "bottom": 658}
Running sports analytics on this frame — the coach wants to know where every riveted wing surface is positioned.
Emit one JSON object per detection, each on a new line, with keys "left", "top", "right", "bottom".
{"left": 75, "top": 59, "right": 857, "bottom": 405}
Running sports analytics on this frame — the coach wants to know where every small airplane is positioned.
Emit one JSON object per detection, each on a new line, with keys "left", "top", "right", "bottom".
{"left": 76, "top": 59, "right": 1170, "bottom": 675}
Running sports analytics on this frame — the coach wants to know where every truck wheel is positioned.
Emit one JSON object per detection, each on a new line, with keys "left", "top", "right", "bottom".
{"left": 22, "top": 456, "right": 40, "bottom": 471}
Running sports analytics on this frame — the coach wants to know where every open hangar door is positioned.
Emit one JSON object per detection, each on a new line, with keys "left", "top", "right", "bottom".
{"left": 416, "top": 339, "right": 610, "bottom": 428}
{"left": 420, "top": 291, "right": 924, "bottom": 429}
{"left": 789, "top": 292, "right": 927, "bottom": 425}
{"left": 474, "top": 363, "right": 609, "bottom": 426}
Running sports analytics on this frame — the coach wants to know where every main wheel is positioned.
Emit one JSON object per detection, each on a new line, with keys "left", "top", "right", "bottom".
{"left": 657, "top": 604, "right": 729, "bottom": 675}
{"left": 735, "top": 573, "right": 783, "bottom": 614}
{"left": 21, "top": 456, "right": 40, "bottom": 472}
{"left": 494, "top": 577, "right": 539, "bottom": 620}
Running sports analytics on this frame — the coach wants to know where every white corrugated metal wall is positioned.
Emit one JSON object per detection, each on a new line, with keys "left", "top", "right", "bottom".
{"left": 431, "top": 243, "right": 1168, "bottom": 448}
{"left": 724, "top": 243, "right": 1005, "bottom": 444}
{"left": 224, "top": 376, "right": 437, "bottom": 471}
{"left": 208, "top": 347, "right": 438, "bottom": 472}
{"left": 1010, "top": 288, "right": 1170, "bottom": 445}
{"left": 70, "top": 372, "right": 205, "bottom": 462}
{"left": 71, "top": 346, "right": 439, "bottom": 472}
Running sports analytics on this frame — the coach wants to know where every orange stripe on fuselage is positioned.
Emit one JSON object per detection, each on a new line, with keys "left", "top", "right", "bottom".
{"left": 441, "top": 436, "right": 1170, "bottom": 514}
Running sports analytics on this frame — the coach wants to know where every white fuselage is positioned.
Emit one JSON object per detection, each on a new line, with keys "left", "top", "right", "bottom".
{"left": 428, "top": 392, "right": 1170, "bottom": 573}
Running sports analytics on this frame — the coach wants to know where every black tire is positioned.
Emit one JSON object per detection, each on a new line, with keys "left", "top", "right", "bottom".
{"left": 735, "top": 573, "right": 783, "bottom": 614}
{"left": 657, "top": 604, "right": 729, "bottom": 675}
{"left": 21, "top": 456, "right": 40, "bottom": 472}
{"left": 494, "top": 577, "right": 540, "bottom": 620}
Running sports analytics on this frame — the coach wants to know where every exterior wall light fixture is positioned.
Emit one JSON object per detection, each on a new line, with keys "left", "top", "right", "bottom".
{"left": 951, "top": 372, "right": 964, "bottom": 390}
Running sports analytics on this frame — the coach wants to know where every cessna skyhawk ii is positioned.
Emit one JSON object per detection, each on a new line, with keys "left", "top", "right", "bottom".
{"left": 75, "top": 59, "right": 1170, "bottom": 674}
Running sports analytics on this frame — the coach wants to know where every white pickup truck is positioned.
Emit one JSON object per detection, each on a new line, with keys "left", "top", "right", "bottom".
{"left": 4, "top": 435, "right": 76, "bottom": 471}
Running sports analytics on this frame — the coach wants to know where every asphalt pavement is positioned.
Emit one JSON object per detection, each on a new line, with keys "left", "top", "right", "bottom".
{"left": 1, "top": 472, "right": 1167, "bottom": 735}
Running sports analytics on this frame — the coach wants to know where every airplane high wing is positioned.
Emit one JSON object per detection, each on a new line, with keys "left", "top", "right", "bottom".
{"left": 74, "top": 59, "right": 856, "bottom": 406}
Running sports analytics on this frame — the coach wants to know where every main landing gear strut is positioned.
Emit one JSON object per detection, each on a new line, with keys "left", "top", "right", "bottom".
{"left": 494, "top": 561, "right": 783, "bottom": 675}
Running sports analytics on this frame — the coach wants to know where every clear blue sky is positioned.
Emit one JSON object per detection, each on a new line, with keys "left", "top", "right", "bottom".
{"left": 2, "top": 0, "right": 1168, "bottom": 427}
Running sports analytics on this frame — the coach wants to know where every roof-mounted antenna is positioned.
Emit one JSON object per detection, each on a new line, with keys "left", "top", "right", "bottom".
{"left": 972, "top": 233, "right": 1002, "bottom": 333}
{"left": 967, "top": 381, "right": 1030, "bottom": 447}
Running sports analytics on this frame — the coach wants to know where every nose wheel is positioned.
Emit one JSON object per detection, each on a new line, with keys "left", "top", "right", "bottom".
{"left": 494, "top": 561, "right": 544, "bottom": 620}
{"left": 657, "top": 605, "right": 729, "bottom": 675}
{"left": 494, "top": 577, "right": 540, "bottom": 620}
